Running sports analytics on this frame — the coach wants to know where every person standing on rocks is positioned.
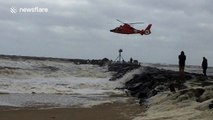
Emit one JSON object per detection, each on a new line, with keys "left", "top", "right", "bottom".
{"left": 178, "top": 51, "right": 186, "bottom": 79}
{"left": 130, "top": 57, "right": 133, "bottom": 63}
{"left": 202, "top": 57, "right": 208, "bottom": 76}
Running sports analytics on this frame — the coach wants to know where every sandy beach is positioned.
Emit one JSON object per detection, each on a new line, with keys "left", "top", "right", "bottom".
{"left": 0, "top": 101, "right": 144, "bottom": 120}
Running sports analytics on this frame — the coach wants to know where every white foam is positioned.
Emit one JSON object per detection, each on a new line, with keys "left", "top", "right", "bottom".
{"left": 115, "top": 67, "right": 144, "bottom": 88}
{"left": 0, "top": 58, "right": 112, "bottom": 79}
{"left": 133, "top": 88, "right": 213, "bottom": 120}
{"left": 0, "top": 76, "right": 122, "bottom": 95}
{"left": 0, "top": 58, "right": 133, "bottom": 107}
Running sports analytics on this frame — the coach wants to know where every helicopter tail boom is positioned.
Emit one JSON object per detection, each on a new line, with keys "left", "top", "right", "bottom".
{"left": 141, "top": 24, "right": 152, "bottom": 35}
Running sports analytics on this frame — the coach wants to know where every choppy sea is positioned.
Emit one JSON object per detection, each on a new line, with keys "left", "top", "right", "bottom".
{"left": 0, "top": 58, "right": 139, "bottom": 108}
{"left": 0, "top": 57, "right": 213, "bottom": 120}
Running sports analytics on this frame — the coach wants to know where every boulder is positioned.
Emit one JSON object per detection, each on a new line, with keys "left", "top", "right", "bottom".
{"left": 209, "top": 104, "right": 213, "bottom": 109}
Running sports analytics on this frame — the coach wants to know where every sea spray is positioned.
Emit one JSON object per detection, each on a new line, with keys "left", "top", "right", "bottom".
{"left": 0, "top": 57, "right": 136, "bottom": 108}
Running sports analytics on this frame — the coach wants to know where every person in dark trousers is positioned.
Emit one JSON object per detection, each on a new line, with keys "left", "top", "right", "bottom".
{"left": 202, "top": 57, "right": 208, "bottom": 76}
{"left": 178, "top": 51, "right": 186, "bottom": 79}
{"left": 179, "top": 51, "right": 186, "bottom": 73}
{"left": 130, "top": 57, "right": 133, "bottom": 63}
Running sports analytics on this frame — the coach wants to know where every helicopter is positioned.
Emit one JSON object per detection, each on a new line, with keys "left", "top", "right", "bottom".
{"left": 110, "top": 19, "right": 152, "bottom": 35}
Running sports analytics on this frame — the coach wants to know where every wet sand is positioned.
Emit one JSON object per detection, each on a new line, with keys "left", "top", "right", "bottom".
{"left": 0, "top": 101, "right": 144, "bottom": 120}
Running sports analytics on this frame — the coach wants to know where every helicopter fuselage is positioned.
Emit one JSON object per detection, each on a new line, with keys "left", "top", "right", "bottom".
{"left": 110, "top": 23, "right": 152, "bottom": 35}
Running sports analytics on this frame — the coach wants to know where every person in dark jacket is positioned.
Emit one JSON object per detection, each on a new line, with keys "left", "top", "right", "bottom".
{"left": 202, "top": 57, "right": 208, "bottom": 76}
{"left": 130, "top": 57, "right": 133, "bottom": 63}
{"left": 178, "top": 51, "right": 186, "bottom": 73}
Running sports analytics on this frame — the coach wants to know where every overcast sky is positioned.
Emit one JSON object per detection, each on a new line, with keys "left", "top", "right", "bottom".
{"left": 0, "top": 0, "right": 213, "bottom": 66}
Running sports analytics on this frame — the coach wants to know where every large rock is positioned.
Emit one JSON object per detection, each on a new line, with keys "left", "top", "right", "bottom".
{"left": 124, "top": 67, "right": 193, "bottom": 100}
{"left": 209, "top": 103, "right": 213, "bottom": 109}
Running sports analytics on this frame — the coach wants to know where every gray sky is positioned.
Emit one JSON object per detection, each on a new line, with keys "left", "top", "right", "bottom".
{"left": 0, "top": 0, "right": 213, "bottom": 66}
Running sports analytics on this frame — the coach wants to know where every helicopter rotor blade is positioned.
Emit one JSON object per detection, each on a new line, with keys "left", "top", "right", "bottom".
{"left": 116, "top": 19, "right": 144, "bottom": 25}
{"left": 129, "top": 22, "right": 144, "bottom": 25}
{"left": 116, "top": 19, "right": 125, "bottom": 24}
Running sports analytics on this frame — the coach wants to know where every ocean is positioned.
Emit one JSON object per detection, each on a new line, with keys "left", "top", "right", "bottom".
{"left": 0, "top": 57, "right": 132, "bottom": 108}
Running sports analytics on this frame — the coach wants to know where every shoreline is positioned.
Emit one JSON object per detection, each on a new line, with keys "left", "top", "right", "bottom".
{"left": 1, "top": 55, "right": 213, "bottom": 120}
{"left": 0, "top": 101, "right": 144, "bottom": 120}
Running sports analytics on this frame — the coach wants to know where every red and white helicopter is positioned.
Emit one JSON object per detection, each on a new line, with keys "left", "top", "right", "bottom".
{"left": 110, "top": 19, "right": 152, "bottom": 35}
